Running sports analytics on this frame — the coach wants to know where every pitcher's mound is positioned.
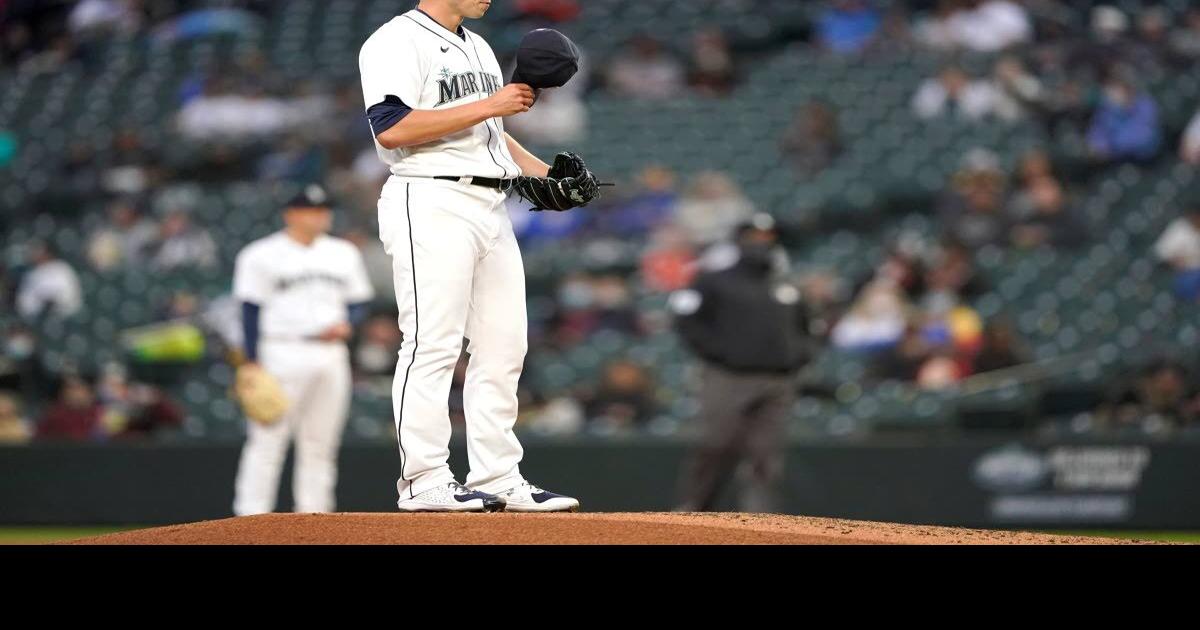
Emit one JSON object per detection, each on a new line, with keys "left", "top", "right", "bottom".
{"left": 65, "top": 512, "right": 1156, "bottom": 545}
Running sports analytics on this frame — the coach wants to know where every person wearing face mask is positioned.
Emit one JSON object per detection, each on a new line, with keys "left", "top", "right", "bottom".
{"left": 669, "top": 214, "right": 815, "bottom": 512}
{"left": 0, "top": 325, "right": 50, "bottom": 403}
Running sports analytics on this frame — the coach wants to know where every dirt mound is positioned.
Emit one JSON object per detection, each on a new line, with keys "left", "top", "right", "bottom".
{"left": 63, "top": 512, "right": 1161, "bottom": 545}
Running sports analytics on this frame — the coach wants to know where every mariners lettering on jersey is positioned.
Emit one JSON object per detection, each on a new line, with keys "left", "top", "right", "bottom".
{"left": 435, "top": 67, "right": 503, "bottom": 106}
{"left": 275, "top": 271, "right": 347, "bottom": 292}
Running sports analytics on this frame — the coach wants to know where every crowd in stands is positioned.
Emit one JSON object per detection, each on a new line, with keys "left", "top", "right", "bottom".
{"left": 3, "top": 1, "right": 1200, "bottom": 442}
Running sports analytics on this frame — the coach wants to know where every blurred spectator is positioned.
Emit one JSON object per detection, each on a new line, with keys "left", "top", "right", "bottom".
{"left": 0, "top": 324, "right": 48, "bottom": 399}
{"left": 1086, "top": 71, "right": 1161, "bottom": 164}
{"left": 866, "top": 4, "right": 915, "bottom": 55}
{"left": 95, "top": 363, "right": 183, "bottom": 438}
{"left": 1094, "top": 360, "right": 1200, "bottom": 434}
{"left": 605, "top": 35, "right": 685, "bottom": 100}
{"left": 354, "top": 314, "right": 402, "bottom": 378}
{"left": 947, "top": 0, "right": 1032, "bottom": 53}
{"left": 779, "top": 100, "right": 842, "bottom": 177}
{"left": 831, "top": 279, "right": 908, "bottom": 351}
{"left": 37, "top": 375, "right": 104, "bottom": 441}
{"left": 937, "top": 149, "right": 1008, "bottom": 244}
{"left": 328, "top": 147, "right": 390, "bottom": 217}
{"left": 972, "top": 319, "right": 1030, "bottom": 374}
{"left": 101, "top": 128, "right": 162, "bottom": 197}
{"left": 1113, "top": 6, "right": 1180, "bottom": 71}
{"left": 1091, "top": 5, "right": 1130, "bottom": 47}
{"left": 21, "top": 35, "right": 79, "bottom": 75}
{"left": 816, "top": 0, "right": 882, "bottom": 54}
{"left": 859, "top": 236, "right": 927, "bottom": 301}
{"left": 916, "top": 0, "right": 1031, "bottom": 53}
{"left": 57, "top": 141, "right": 101, "bottom": 205}
{"left": 915, "top": 351, "right": 965, "bottom": 390}
{"left": 287, "top": 79, "right": 337, "bottom": 131}
{"left": 16, "top": 242, "right": 82, "bottom": 321}
{"left": 1179, "top": 109, "right": 1200, "bottom": 165}
{"left": 943, "top": 179, "right": 1008, "bottom": 249}
{"left": 989, "top": 56, "right": 1043, "bottom": 122}
{"left": 913, "top": 0, "right": 962, "bottom": 51}
{"left": 673, "top": 171, "right": 754, "bottom": 248}
{"left": 550, "top": 273, "right": 640, "bottom": 346}
{"left": 86, "top": 199, "right": 159, "bottom": 271}
{"left": 1169, "top": 8, "right": 1200, "bottom": 62}
{"left": 0, "top": 392, "right": 31, "bottom": 444}
{"left": 584, "top": 360, "right": 659, "bottom": 432}
{"left": 522, "top": 396, "right": 585, "bottom": 435}
{"left": 343, "top": 228, "right": 395, "bottom": 304}
{"left": 641, "top": 225, "right": 698, "bottom": 293}
{"left": 925, "top": 239, "right": 987, "bottom": 300}
{"left": 1064, "top": 5, "right": 1136, "bottom": 78}
{"left": 508, "top": 192, "right": 590, "bottom": 243}
{"left": 798, "top": 270, "right": 848, "bottom": 338}
{"left": 161, "top": 291, "right": 201, "bottom": 320}
{"left": 591, "top": 274, "right": 640, "bottom": 334}
{"left": 257, "top": 135, "right": 326, "bottom": 183}
{"left": 148, "top": 210, "right": 219, "bottom": 271}
{"left": 68, "top": 0, "right": 141, "bottom": 38}
{"left": 912, "top": 65, "right": 1009, "bottom": 122}
{"left": 687, "top": 28, "right": 736, "bottom": 96}
{"left": 506, "top": 83, "right": 587, "bottom": 144}
{"left": 597, "top": 165, "right": 678, "bottom": 237}
{"left": 1132, "top": 7, "right": 1172, "bottom": 66}
{"left": 1154, "top": 206, "right": 1200, "bottom": 302}
{"left": 871, "top": 324, "right": 931, "bottom": 382}
{"left": 918, "top": 296, "right": 983, "bottom": 357}
{"left": 1036, "top": 72, "right": 1095, "bottom": 138}
{"left": 873, "top": 303, "right": 976, "bottom": 389}
{"left": 177, "top": 78, "right": 294, "bottom": 141}
{"left": 1009, "top": 177, "right": 1088, "bottom": 249}
{"left": 150, "top": 6, "right": 265, "bottom": 44}
{"left": 114, "top": 384, "right": 184, "bottom": 437}
{"left": 1005, "top": 148, "right": 1057, "bottom": 220}
{"left": 327, "top": 82, "right": 376, "bottom": 151}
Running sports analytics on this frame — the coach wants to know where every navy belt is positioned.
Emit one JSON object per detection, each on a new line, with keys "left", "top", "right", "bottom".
{"left": 433, "top": 176, "right": 517, "bottom": 192}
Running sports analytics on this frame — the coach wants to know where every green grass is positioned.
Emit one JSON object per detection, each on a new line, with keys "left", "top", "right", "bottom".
{"left": 0, "top": 526, "right": 141, "bottom": 545}
{"left": 1043, "top": 531, "right": 1200, "bottom": 543}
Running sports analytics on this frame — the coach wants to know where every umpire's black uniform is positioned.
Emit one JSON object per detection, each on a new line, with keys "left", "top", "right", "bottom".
{"left": 671, "top": 218, "right": 812, "bottom": 512}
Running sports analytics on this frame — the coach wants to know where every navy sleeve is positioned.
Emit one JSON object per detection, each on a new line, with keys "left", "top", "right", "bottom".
{"left": 367, "top": 95, "right": 413, "bottom": 137}
{"left": 348, "top": 302, "right": 370, "bottom": 327}
{"left": 242, "top": 302, "right": 261, "bottom": 362}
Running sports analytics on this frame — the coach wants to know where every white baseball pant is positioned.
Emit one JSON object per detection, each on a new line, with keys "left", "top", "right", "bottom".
{"left": 233, "top": 340, "right": 351, "bottom": 515}
{"left": 377, "top": 177, "right": 528, "bottom": 500}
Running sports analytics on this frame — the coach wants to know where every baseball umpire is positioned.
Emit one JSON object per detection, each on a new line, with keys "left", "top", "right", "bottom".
{"left": 669, "top": 214, "right": 815, "bottom": 513}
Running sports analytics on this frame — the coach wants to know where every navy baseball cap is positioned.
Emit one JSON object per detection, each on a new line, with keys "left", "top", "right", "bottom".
{"left": 510, "top": 28, "right": 581, "bottom": 89}
{"left": 284, "top": 184, "right": 333, "bottom": 210}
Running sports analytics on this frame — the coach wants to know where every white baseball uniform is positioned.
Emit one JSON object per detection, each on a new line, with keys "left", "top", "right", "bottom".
{"left": 359, "top": 9, "right": 532, "bottom": 501}
{"left": 231, "top": 232, "right": 374, "bottom": 515}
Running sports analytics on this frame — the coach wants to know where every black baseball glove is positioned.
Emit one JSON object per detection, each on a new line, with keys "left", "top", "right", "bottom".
{"left": 514, "top": 152, "right": 601, "bottom": 212}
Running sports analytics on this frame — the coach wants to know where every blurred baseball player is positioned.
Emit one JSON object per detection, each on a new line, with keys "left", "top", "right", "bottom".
{"left": 359, "top": 0, "right": 599, "bottom": 512}
{"left": 231, "top": 184, "right": 375, "bottom": 516}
